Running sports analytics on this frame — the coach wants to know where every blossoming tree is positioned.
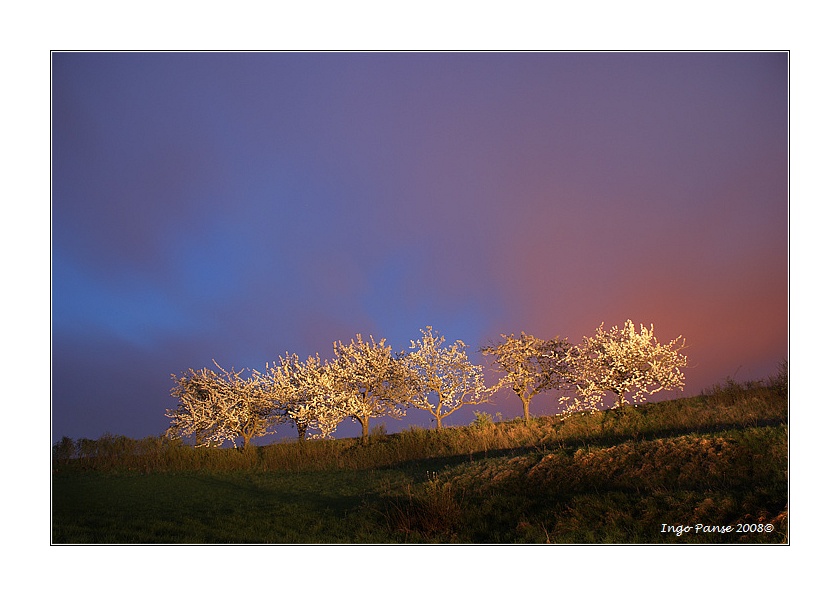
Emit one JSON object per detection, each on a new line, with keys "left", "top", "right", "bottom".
{"left": 562, "top": 320, "right": 688, "bottom": 414}
{"left": 481, "top": 332, "right": 572, "bottom": 421}
{"left": 265, "top": 352, "right": 310, "bottom": 442}
{"left": 401, "top": 326, "right": 494, "bottom": 429}
{"left": 267, "top": 353, "right": 352, "bottom": 441}
{"left": 166, "top": 367, "right": 219, "bottom": 447}
{"left": 166, "top": 361, "right": 277, "bottom": 448}
{"left": 331, "top": 334, "right": 411, "bottom": 443}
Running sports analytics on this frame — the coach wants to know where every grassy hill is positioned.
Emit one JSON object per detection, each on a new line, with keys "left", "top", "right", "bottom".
{"left": 52, "top": 374, "right": 788, "bottom": 543}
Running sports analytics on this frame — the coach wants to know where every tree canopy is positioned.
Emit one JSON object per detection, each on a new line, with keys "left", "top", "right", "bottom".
{"left": 562, "top": 320, "right": 688, "bottom": 413}
{"left": 331, "top": 334, "right": 411, "bottom": 442}
{"left": 482, "top": 332, "right": 572, "bottom": 421}
{"left": 166, "top": 362, "right": 276, "bottom": 448}
{"left": 401, "top": 326, "right": 494, "bottom": 429}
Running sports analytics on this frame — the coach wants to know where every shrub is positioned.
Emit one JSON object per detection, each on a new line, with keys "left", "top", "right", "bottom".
{"left": 385, "top": 471, "right": 462, "bottom": 541}
{"left": 53, "top": 436, "right": 76, "bottom": 464}
{"left": 471, "top": 411, "right": 494, "bottom": 429}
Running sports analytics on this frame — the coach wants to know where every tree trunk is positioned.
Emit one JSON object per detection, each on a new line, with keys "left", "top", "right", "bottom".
{"left": 614, "top": 389, "right": 626, "bottom": 410}
{"left": 359, "top": 416, "right": 370, "bottom": 444}
{"left": 522, "top": 397, "right": 531, "bottom": 422}
{"left": 296, "top": 422, "right": 307, "bottom": 443}
{"left": 433, "top": 402, "right": 444, "bottom": 430}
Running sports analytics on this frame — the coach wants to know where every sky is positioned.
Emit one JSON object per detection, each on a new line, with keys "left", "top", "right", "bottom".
{"left": 51, "top": 52, "right": 788, "bottom": 443}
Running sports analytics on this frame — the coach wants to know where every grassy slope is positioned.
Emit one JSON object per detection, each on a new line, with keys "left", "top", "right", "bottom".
{"left": 52, "top": 379, "right": 788, "bottom": 544}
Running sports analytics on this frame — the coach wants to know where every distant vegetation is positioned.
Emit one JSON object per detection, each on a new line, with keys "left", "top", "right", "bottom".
{"left": 52, "top": 366, "right": 787, "bottom": 543}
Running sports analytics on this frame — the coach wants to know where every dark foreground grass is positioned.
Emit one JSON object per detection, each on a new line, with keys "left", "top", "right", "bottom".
{"left": 407, "top": 425, "right": 788, "bottom": 543}
{"left": 52, "top": 376, "right": 788, "bottom": 544}
{"left": 52, "top": 469, "right": 410, "bottom": 543}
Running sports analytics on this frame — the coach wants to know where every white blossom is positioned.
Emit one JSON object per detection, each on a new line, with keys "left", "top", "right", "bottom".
{"left": 401, "top": 326, "right": 492, "bottom": 429}
{"left": 166, "top": 361, "right": 276, "bottom": 448}
{"left": 560, "top": 320, "right": 688, "bottom": 414}
{"left": 266, "top": 353, "right": 350, "bottom": 440}
{"left": 481, "top": 332, "right": 572, "bottom": 421}
{"left": 330, "top": 334, "right": 410, "bottom": 441}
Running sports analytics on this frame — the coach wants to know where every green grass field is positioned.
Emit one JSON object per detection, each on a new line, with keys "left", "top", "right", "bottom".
{"left": 52, "top": 376, "right": 788, "bottom": 544}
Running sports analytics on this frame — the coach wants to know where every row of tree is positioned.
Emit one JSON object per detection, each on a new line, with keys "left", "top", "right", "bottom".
{"left": 165, "top": 320, "right": 688, "bottom": 448}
